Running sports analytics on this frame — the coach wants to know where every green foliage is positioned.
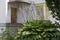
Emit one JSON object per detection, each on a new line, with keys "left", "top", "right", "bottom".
{"left": 3, "top": 29, "right": 14, "bottom": 40}
{"left": 45, "top": 0, "right": 60, "bottom": 20}
{"left": 15, "top": 20, "right": 60, "bottom": 40}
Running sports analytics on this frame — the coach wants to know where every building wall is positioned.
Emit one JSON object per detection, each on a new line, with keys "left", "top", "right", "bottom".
{"left": 21, "top": 0, "right": 50, "bottom": 20}
{"left": 7, "top": 3, "right": 30, "bottom": 23}
{"left": 17, "top": 3, "right": 34, "bottom": 23}
{"left": 6, "top": 5, "right": 11, "bottom": 23}
{"left": 46, "top": 6, "right": 50, "bottom": 20}
{"left": 7, "top": 0, "right": 51, "bottom": 23}
{"left": 0, "top": 0, "right": 6, "bottom": 23}
{"left": 21, "top": 0, "right": 45, "bottom": 4}
{"left": 36, "top": 3, "right": 44, "bottom": 20}
{"left": 36, "top": 3, "right": 50, "bottom": 20}
{"left": 17, "top": 3, "right": 50, "bottom": 23}
{"left": 7, "top": 3, "right": 50, "bottom": 23}
{"left": 0, "top": 0, "right": 6, "bottom": 34}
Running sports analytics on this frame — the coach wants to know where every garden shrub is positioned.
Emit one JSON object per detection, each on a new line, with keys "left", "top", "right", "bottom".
{"left": 15, "top": 20, "right": 60, "bottom": 40}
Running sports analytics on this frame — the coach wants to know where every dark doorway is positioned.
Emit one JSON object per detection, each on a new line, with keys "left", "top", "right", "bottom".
{"left": 11, "top": 7, "right": 17, "bottom": 23}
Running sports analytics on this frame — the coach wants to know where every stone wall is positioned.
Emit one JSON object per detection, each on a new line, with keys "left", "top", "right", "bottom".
{"left": 6, "top": 23, "right": 23, "bottom": 35}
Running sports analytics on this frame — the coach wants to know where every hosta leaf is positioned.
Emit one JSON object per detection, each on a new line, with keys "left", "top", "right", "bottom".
{"left": 44, "top": 28, "right": 55, "bottom": 31}
{"left": 41, "top": 32, "right": 46, "bottom": 36}
{"left": 22, "top": 31, "right": 31, "bottom": 35}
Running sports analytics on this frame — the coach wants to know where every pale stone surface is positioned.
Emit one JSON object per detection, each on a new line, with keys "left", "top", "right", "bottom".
{"left": 0, "top": 0, "right": 6, "bottom": 23}
{"left": 21, "top": 0, "right": 45, "bottom": 3}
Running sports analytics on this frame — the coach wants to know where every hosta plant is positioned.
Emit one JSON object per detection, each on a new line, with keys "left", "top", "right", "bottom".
{"left": 15, "top": 20, "right": 60, "bottom": 40}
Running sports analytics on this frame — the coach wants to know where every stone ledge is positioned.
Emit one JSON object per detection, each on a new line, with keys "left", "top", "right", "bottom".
{"left": 6, "top": 23, "right": 23, "bottom": 27}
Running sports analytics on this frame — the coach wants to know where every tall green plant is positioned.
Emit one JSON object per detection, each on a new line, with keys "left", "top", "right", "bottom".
{"left": 15, "top": 20, "right": 60, "bottom": 40}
